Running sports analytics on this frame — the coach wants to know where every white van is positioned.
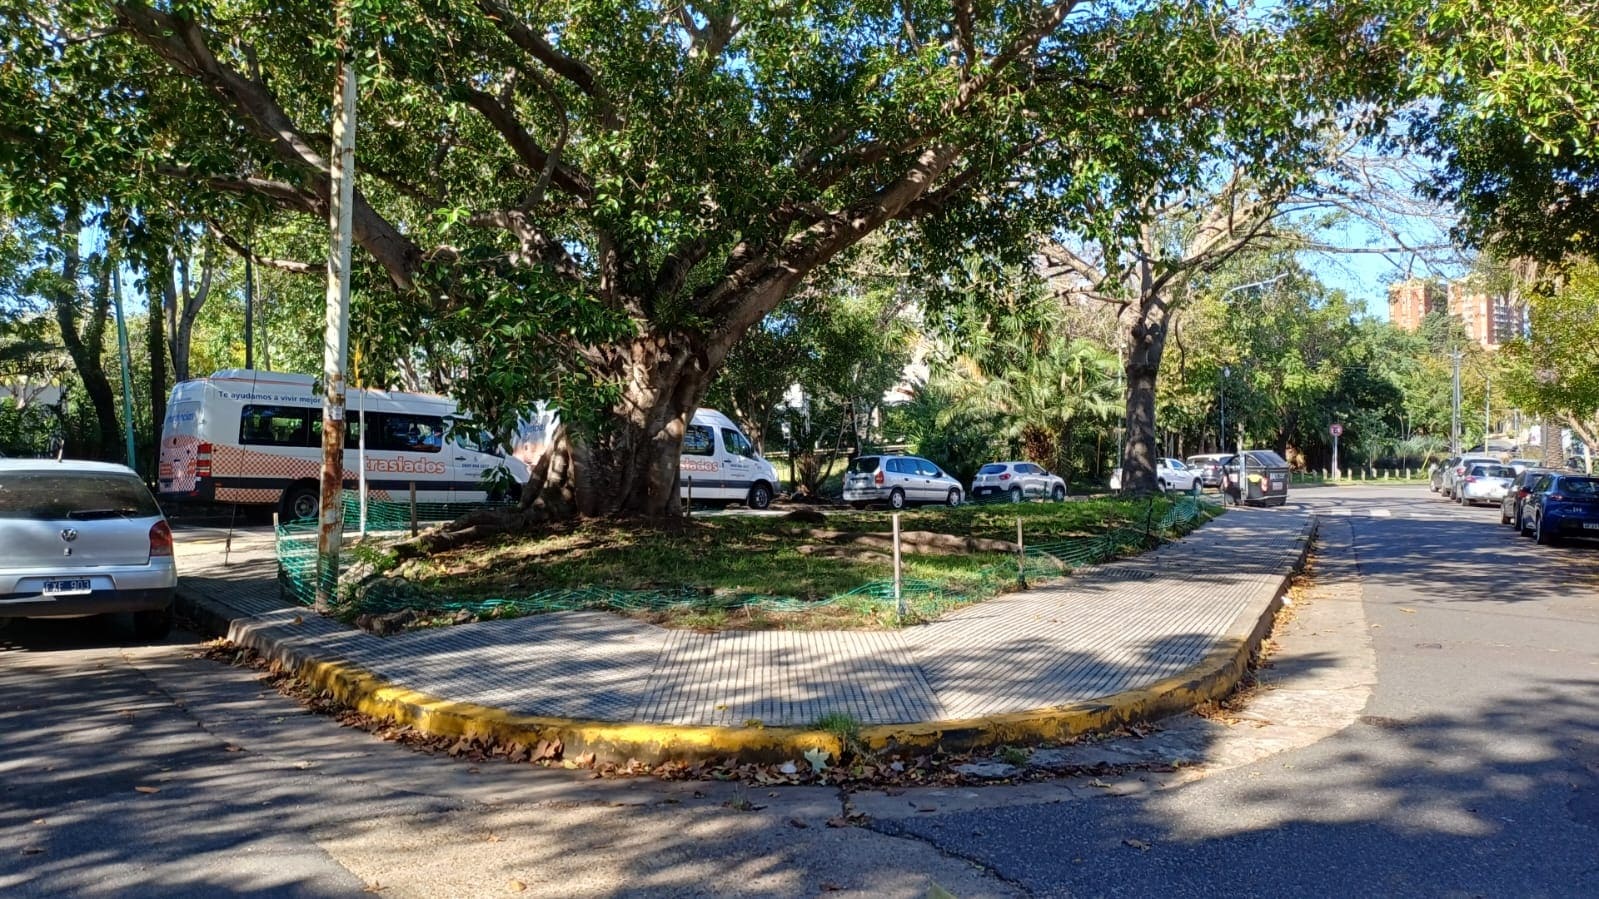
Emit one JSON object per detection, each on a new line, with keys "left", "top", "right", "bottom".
{"left": 158, "top": 370, "right": 519, "bottom": 520}
{"left": 508, "top": 406, "right": 780, "bottom": 509}
{"left": 679, "top": 408, "right": 781, "bottom": 509}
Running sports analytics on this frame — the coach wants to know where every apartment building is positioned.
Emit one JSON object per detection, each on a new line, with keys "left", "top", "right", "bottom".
{"left": 1447, "top": 281, "right": 1527, "bottom": 349}
{"left": 1386, "top": 279, "right": 1446, "bottom": 331}
{"left": 1386, "top": 277, "right": 1526, "bottom": 349}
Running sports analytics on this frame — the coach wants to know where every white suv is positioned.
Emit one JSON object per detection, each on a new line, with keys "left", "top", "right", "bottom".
{"left": 970, "top": 461, "right": 1067, "bottom": 502}
{"left": 1109, "top": 457, "right": 1200, "bottom": 492}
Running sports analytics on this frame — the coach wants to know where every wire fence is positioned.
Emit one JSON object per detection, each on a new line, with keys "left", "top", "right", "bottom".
{"left": 275, "top": 492, "right": 1219, "bottom": 622}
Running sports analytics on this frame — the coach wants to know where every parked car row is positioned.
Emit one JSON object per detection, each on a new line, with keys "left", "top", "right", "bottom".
{"left": 842, "top": 454, "right": 1083, "bottom": 509}
{"left": 1500, "top": 469, "right": 1599, "bottom": 545}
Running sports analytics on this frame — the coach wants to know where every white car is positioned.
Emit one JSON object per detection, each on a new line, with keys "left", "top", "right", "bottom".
{"left": 1, "top": 459, "right": 177, "bottom": 639}
{"left": 970, "top": 461, "right": 1068, "bottom": 502}
{"left": 1109, "top": 457, "right": 1201, "bottom": 493}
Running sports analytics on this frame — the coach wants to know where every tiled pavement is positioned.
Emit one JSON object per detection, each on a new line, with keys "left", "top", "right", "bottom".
{"left": 174, "top": 508, "right": 1311, "bottom": 728}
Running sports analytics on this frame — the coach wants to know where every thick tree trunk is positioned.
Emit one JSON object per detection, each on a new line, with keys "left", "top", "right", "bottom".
{"left": 1119, "top": 299, "right": 1171, "bottom": 494}
{"left": 578, "top": 333, "right": 713, "bottom": 518}
{"left": 49, "top": 216, "right": 121, "bottom": 459}
{"left": 147, "top": 278, "right": 168, "bottom": 471}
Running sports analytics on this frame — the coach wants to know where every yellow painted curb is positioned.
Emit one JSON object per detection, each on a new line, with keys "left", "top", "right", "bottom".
{"left": 207, "top": 516, "right": 1315, "bottom": 765}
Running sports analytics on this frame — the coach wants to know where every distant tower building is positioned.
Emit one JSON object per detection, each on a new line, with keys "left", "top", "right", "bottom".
{"left": 1387, "top": 279, "right": 1446, "bottom": 331}
{"left": 1447, "top": 280, "right": 1526, "bottom": 349}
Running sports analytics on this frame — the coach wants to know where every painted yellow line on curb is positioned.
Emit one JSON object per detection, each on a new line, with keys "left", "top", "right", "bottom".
{"left": 215, "top": 517, "right": 1316, "bottom": 765}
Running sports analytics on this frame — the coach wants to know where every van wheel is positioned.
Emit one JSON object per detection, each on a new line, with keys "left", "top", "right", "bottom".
{"left": 1051, "top": 485, "right": 1066, "bottom": 502}
{"left": 133, "top": 606, "right": 173, "bottom": 641}
{"left": 946, "top": 488, "right": 962, "bottom": 507}
{"left": 889, "top": 488, "right": 906, "bottom": 510}
{"left": 1008, "top": 487, "right": 1022, "bottom": 503}
{"left": 747, "top": 482, "right": 773, "bottom": 510}
{"left": 281, "top": 483, "right": 320, "bottom": 522}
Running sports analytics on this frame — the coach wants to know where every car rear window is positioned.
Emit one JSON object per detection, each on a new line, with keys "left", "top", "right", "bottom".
{"left": 978, "top": 464, "right": 1007, "bottom": 475}
{"left": 1472, "top": 464, "right": 1510, "bottom": 478}
{"left": 0, "top": 470, "right": 162, "bottom": 520}
{"left": 1559, "top": 478, "right": 1599, "bottom": 497}
{"left": 848, "top": 457, "right": 881, "bottom": 474}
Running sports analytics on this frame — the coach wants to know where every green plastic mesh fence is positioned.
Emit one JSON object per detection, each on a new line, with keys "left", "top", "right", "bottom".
{"left": 275, "top": 492, "right": 1220, "bottom": 620}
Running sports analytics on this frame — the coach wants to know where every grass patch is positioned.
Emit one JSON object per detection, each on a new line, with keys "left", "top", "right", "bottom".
{"left": 378, "top": 495, "right": 1212, "bottom": 631}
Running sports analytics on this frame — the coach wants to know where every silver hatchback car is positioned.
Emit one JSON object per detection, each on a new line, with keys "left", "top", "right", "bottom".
{"left": 0, "top": 460, "right": 177, "bottom": 639}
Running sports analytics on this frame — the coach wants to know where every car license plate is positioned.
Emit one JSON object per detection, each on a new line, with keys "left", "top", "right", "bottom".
{"left": 1584, "top": 523, "right": 1599, "bottom": 531}
{"left": 43, "top": 578, "right": 93, "bottom": 596}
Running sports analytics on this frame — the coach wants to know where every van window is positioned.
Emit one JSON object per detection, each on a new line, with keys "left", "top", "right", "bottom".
{"left": 888, "top": 458, "right": 912, "bottom": 475}
{"left": 240, "top": 405, "right": 310, "bottom": 446}
{"left": 848, "top": 456, "right": 880, "bottom": 474}
{"left": 310, "top": 415, "right": 364, "bottom": 450}
{"left": 683, "top": 425, "right": 714, "bottom": 456}
{"left": 378, "top": 414, "right": 444, "bottom": 453}
{"left": 721, "top": 428, "right": 756, "bottom": 459}
{"left": 915, "top": 459, "right": 940, "bottom": 477}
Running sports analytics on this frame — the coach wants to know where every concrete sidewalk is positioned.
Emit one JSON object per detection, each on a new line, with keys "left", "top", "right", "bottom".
{"left": 174, "top": 509, "right": 1314, "bottom": 762}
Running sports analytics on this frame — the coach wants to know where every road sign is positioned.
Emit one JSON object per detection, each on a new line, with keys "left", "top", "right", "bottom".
{"left": 1329, "top": 423, "right": 1343, "bottom": 437}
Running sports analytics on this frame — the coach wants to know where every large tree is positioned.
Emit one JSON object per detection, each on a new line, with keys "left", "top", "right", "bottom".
{"left": 5, "top": 1, "right": 1388, "bottom": 517}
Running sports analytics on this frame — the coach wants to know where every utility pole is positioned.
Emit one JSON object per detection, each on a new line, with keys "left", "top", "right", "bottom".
{"left": 1484, "top": 372, "right": 1491, "bottom": 441}
{"left": 315, "top": 16, "right": 357, "bottom": 613}
{"left": 1219, "top": 366, "right": 1228, "bottom": 454}
{"left": 1450, "top": 350, "right": 1463, "bottom": 455}
{"left": 243, "top": 246, "right": 254, "bottom": 369}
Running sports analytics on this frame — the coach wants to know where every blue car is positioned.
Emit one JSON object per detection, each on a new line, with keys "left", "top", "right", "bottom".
{"left": 1521, "top": 472, "right": 1599, "bottom": 545}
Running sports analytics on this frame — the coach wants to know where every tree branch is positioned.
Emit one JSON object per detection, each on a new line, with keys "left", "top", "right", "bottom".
{"left": 474, "top": 0, "right": 615, "bottom": 124}
{"left": 456, "top": 87, "right": 593, "bottom": 201}
{"left": 205, "top": 223, "right": 317, "bottom": 275}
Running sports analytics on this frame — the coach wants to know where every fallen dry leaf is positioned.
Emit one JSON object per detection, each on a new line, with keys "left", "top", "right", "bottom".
{"left": 508, "top": 879, "right": 527, "bottom": 892}
{"left": 32, "top": 819, "right": 45, "bottom": 826}
{"left": 223, "top": 744, "right": 243, "bottom": 753}
{"left": 1123, "top": 838, "right": 1151, "bottom": 851}
{"left": 134, "top": 785, "right": 161, "bottom": 794}
{"left": 1399, "top": 608, "right": 1416, "bottom": 614}
{"left": 486, "top": 833, "right": 503, "bottom": 843}
{"left": 22, "top": 846, "right": 45, "bottom": 855}
{"left": 362, "top": 883, "right": 386, "bottom": 893}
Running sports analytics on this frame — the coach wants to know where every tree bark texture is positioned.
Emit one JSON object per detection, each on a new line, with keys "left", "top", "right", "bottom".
{"left": 1119, "top": 300, "right": 1171, "bottom": 494}
{"left": 146, "top": 265, "right": 169, "bottom": 470}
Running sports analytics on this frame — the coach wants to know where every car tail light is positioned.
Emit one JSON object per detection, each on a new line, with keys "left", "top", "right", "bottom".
{"left": 149, "top": 520, "right": 174, "bottom": 557}
{"left": 999, "top": 473, "right": 1011, "bottom": 480}
{"left": 874, "top": 470, "right": 884, "bottom": 486}
{"left": 1549, "top": 493, "right": 1566, "bottom": 502}
{"left": 196, "top": 441, "right": 213, "bottom": 479}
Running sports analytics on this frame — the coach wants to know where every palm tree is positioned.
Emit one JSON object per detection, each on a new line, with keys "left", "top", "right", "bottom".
{"left": 938, "top": 334, "right": 1122, "bottom": 480}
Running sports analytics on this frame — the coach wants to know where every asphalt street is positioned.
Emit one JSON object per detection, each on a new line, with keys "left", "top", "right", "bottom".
{"left": 4, "top": 483, "right": 1597, "bottom": 897}
{"left": 875, "top": 484, "right": 1599, "bottom": 897}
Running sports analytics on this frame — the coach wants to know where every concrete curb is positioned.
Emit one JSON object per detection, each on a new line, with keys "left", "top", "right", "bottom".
{"left": 175, "top": 514, "right": 1318, "bottom": 766}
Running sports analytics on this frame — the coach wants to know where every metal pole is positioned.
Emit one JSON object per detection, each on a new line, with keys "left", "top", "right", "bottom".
{"left": 409, "top": 481, "right": 418, "bottom": 537}
{"left": 109, "top": 260, "right": 138, "bottom": 470}
{"left": 315, "top": 36, "right": 357, "bottom": 612}
{"left": 243, "top": 247, "right": 254, "bottom": 369}
{"left": 358, "top": 386, "right": 367, "bottom": 538}
{"left": 1016, "top": 515, "right": 1026, "bottom": 586}
{"left": 892, "top": 512, "right": 904, "bottom": 618}
{"left": 1332, "top": 433, "right": 1340, "bottom": 480}
{"left": 1450, "top": 350, "right": 1463, "bottom": 455}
